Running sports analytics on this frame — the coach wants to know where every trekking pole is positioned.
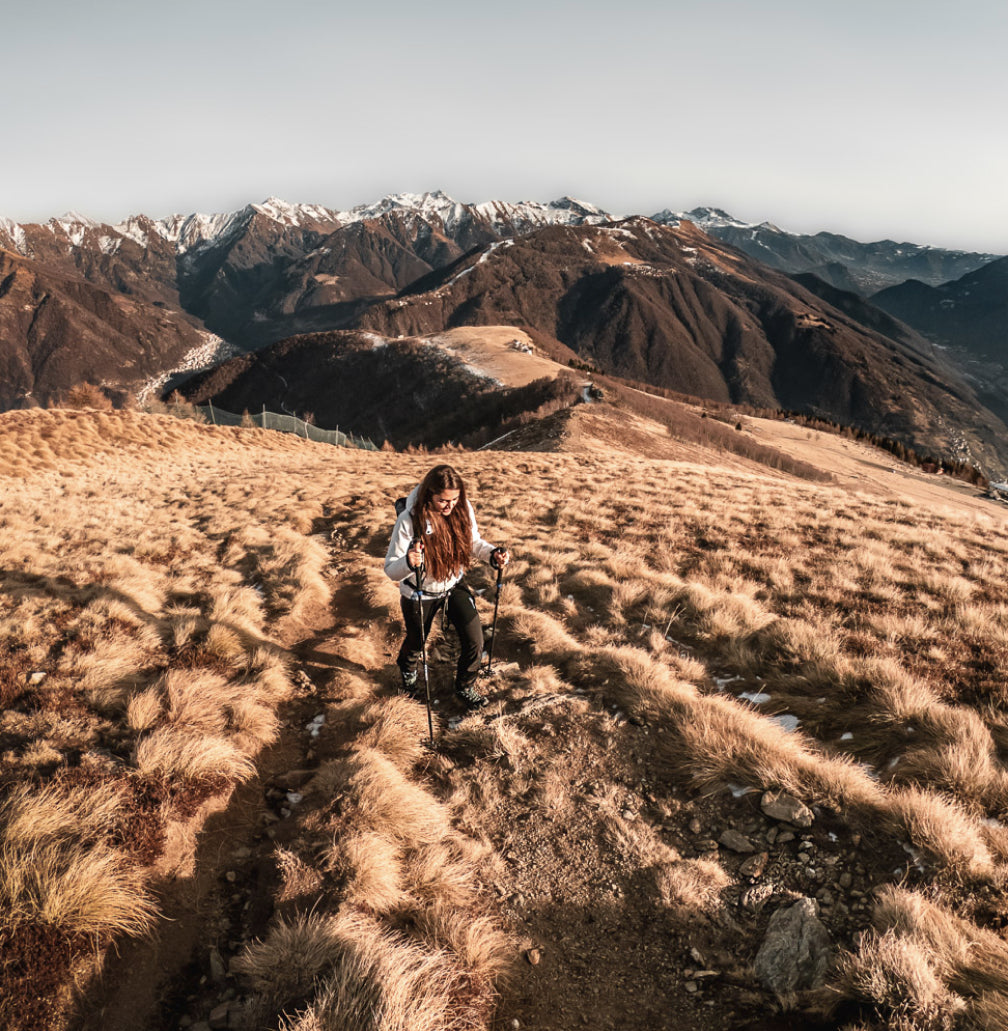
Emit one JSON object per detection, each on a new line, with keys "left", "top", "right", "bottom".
{"left": 410, "top": 538, "right": 435, "bottom": 747}
{"left": 482, "top": 552, "right": 505, "bottom": 677}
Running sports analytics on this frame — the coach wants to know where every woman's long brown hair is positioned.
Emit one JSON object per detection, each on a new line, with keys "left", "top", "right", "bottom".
{"left": 412, "top": 465, "right": 473, "bottom": 582}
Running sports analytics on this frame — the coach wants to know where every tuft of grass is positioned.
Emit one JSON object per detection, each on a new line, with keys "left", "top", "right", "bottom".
{"left": 238, "top": 903, "right": 506, "bottom": 1031}
{"left": 134, "top": 727, "right": 256, "bottom": 784}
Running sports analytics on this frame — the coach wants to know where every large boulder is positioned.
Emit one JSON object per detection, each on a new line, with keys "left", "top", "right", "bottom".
{"left": 754, "top": 897, "right": 832, "bottom": 1002}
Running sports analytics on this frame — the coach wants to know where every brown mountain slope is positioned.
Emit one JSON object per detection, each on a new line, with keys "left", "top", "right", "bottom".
{"left": 352, "top": 219, "right": 1008, "bottom": 475}
{"left": 180, "top": 328, "right": 583, "bottom": 450}
{"left": 0, "top": 216, "right": 183, "bottom": 311}
{"left": 0, "top": 251, "right": 207, "bottom": 407}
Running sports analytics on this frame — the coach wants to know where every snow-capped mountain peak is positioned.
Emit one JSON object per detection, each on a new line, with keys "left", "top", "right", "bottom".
{"left": 652, "top": 207, "right": 753, "bottom": 231}
{"left": 334, "top": 190, "right": 469, "bottom": 230}
{"left": 0, "top": 215, "right": 28, "bottom": 255}
{"left": 251, "top": 197, "right": 341, "bottom": 228}
{"left": 473, "top": 196, "right": 612, "bottom": 234}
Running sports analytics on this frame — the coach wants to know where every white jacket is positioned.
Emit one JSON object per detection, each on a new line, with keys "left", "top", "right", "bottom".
{"left": 384, "top": 484, "right": 496, "bottom": 598}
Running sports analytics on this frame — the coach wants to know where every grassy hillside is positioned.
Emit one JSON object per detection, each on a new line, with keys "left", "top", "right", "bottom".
{"left": 3, "top": 403, "right": 1008, "bottom": 1031}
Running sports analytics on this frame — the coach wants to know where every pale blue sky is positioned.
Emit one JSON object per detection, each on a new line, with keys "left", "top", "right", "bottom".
{"left": 3, "top": 0, "right": 1006, "bottom": 251}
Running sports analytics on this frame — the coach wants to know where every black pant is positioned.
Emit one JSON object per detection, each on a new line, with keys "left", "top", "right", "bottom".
{"left": 397, "top": 585, "right": 483, "bottom": 690}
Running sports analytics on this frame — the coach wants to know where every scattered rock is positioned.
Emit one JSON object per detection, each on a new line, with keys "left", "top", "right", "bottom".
{"left": 776, "top": 831, "right": 795, "bottom": 844}
{"left": 838, "top": 872, "right": 853, "bottom": 889}
{"left": 209, "top": 947, "right": 226, "bottom": 983}
{"left": 525, "top": 948, "right": 542, "bottom": 966}
{"left": 754, "top": 897, "right": 832, "bottom": 1000}
{"left": 719, "top": 829, "right": 756, "bottom": 853}
{"left": 208, "top": 1004, "right": 231, "bottom": 1030}
{"left": 760, "top": 789, "right": 814, "bottom": 828}
{"left": 685, "top": 980, "right": 699, "bottom": 993}
{"left": 740, "top": 852, "right": 769, "bottom": 879}
{"left": 741, "top": 883, "right": 774, "bottom": 913}
{"left": 28, "top": 671, "right": 46, "bottom": 686}
{"left": 689, "top": 817, "right": 702, "bottom": 835}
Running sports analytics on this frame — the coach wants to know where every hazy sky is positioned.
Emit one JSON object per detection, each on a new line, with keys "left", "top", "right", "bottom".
{"left": 3, "top": 0, "right": 1006, "bottom": 251}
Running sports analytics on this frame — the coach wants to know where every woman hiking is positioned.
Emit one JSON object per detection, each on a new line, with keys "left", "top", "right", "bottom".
{"left": 385, "top": 464, "right": 510, "bottom": 710}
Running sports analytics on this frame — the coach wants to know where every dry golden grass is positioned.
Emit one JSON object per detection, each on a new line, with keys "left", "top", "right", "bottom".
{"left": 239, "top": 910, "right": 499, "bottom": 1031}
{"left": 8, "top": 403, "right": 1008, "bottom": 1031}
{"left": 0, "top": 785, "right": 156, "bottom": 938}
{"left": 839, "top": 886, "right": 1008, "bottom": 1028}
{"left": 0, "top": 408, "right": 333, "bottom": 1030}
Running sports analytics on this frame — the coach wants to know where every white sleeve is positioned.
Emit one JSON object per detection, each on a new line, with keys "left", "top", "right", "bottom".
{"left": 384, "top": 509, "right": 416, "bottom": 582}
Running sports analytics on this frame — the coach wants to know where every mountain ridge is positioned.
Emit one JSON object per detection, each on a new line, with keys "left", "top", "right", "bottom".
{"left": 2, "top": 191, "right": 1006, "bottom": 474}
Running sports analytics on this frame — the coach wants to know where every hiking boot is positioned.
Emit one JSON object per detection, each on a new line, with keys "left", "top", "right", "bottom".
{"left": 455, "top": 680, "right": 488, "bottom": 710}
{"left": 399, "top": 667, "right": 420, "bottom": 698}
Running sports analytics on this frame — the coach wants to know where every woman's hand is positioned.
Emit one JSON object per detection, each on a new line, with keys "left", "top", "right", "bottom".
{"left": 407, "top": 538, "right": 425, "bottom": 571}
{"left": 490, "top": 546, "right": 510, "bottom": 569}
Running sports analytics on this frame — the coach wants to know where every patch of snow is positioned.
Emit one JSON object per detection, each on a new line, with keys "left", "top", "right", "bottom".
{"left": 478, "top": 239, "right": 512, "bottom": 263}
{"left": 771, "top": 714, "right": 800, "bottom": 733}
{"left": 98, "top": 235, "right": 121, "bottom": 255}
{"left": 136, "top": 331, "right": 239, "bottom": 405}
{"left": 902, "top": 842, "right": 926, "bottom": 873}
{"left": 443, "top": 264, "right": 475, "bottom": 288}
{"left": 173, "top": 209, "right": 252, "bottom": 254}
{"left": 51, "top": 211, "right": 99, "bottom": 246}
{"left": 0, "top": 216, "right": 28, "bottom": 254}
{"left": 115, "top": 217, "right": 150, "bottom": 248}
{"left": 252, "top": 197, "right": 341, "bottom": 228}
{"left": 840, "top": 732, "right": 854, "bottom": 741}
{"left": 337, "top": 190, "right": 469, "bottom": 231}
{"left": 476, "top": 196, "right": 612, "bottom": 233}
{"left": 739, "top": 691, "right": 771, "bottom": 705}
{"left": 358, "top": 332, "right": 388, "bottom": 348}
{"left": 653, "top": 207, "right": 753, "bottom": 230}
{"left": 726, "top": 783, "right": 755, "bottom": 798}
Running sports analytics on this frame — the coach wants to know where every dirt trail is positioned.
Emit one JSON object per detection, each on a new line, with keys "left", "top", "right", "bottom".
{"left": 72, "top": 523, "right": 385, "bottom": 1029}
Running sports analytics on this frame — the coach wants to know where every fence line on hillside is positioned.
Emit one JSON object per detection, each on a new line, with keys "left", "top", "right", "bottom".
{"left": 197, "top": 403, "right": 379, "bottom": 450}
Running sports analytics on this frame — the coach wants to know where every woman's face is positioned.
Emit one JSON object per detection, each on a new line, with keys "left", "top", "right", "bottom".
{"left": 430, "top": 490, "right": 460, "bottom": 515}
